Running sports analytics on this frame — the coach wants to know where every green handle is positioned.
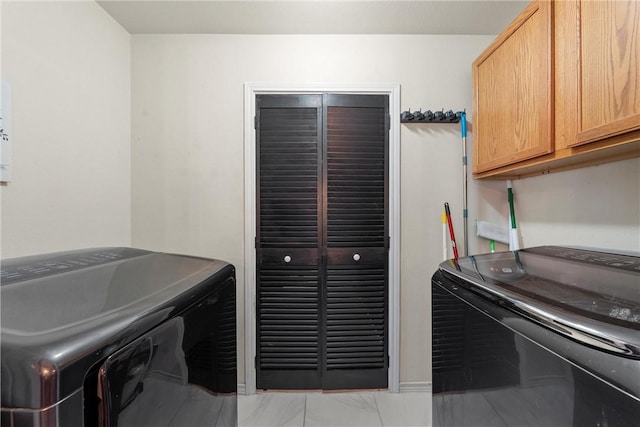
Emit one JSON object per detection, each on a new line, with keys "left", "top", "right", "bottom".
{"left": 508, "top": 187, "right": 517, "bottom": 229}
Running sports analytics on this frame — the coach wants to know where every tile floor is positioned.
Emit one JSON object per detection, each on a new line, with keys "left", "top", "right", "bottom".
{"left": 239, "top": 391, "right": 431, "bottom": 427}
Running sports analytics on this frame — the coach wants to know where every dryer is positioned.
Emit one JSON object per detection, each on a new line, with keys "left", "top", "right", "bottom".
{"left": 1, "top": 248, "right": 236, "bottom": 426}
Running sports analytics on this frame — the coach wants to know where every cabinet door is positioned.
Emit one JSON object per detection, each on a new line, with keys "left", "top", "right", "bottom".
{"left": 472, "top": 1, "right": 553, "bottom": 174}
{"left": 572, "top": 0, "right": 640, "bottom": 146}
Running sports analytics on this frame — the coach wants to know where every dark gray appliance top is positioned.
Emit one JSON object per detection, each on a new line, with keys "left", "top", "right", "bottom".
{"left": 1, "top": 247, "right": 234, "bottom": 409}
{"left": 439, "top": 246, "right": 640, "bottom": 359}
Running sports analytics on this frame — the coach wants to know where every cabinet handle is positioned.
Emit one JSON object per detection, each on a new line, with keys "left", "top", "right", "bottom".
{"left": 283, "top": 255, "right": 292, "bottom": 263}
{"left": 353, "top": 253, "right": 361, "bottom": 262}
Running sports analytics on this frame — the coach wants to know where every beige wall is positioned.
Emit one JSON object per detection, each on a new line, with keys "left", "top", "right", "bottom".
{"left": 131, "top": 34, "right": 494, "bottom": 386}
{"left": 468, "top": 158, "right": 640, "bottom": 255}
{"left": 0, "top": 1, "right": 131, "bottom": 258}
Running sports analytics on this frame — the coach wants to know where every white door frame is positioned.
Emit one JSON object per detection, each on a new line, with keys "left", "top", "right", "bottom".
{"left": 243, "top": 83, "right": 401, "bottom": 394}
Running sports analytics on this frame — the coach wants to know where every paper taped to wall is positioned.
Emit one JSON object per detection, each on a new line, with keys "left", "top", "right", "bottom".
{"left": 476, "top": 220, "right": 509, "bottom": 244}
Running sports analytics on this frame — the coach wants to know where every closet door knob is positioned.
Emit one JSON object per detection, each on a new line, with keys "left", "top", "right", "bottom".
{"left": 284, "top": 255, "right": 292, "bottom": 263}
{"left": 353, "top": 253, "right": 361, "bottom": 262}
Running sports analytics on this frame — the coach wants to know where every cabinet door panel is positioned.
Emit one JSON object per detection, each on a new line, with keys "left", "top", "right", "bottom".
{"left": 472, "top": 1, "right": 554, "bottom": 174}
{"left": 574, "top": 0, "right": 640, "bottom": 146}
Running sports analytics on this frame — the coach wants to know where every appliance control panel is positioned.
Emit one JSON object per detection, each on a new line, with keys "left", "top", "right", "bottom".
{"left": 1, "top": 248, "right": 148, "bottom": 285}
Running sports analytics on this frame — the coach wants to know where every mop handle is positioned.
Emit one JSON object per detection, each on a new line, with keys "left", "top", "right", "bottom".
{"left": 460, "top": 111, "right": 468, "bottom": 257}
{"left": 507, "top": 180, "right": 519, "bottom": 251}
{"left": 444, "top": 202, "right": 459, "bottom": 260}
{"left": 507, "top": 181, "right": 516, "bottom": 229}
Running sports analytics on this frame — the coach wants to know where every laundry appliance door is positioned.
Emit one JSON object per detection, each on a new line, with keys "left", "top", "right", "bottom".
{"left": 97, "top": 279, "right": 236, "bottom": 427}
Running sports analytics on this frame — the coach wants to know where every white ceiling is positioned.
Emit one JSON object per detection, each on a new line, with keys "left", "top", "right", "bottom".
{"left": 97, "top": 0, "right": 528, "bottom": 35}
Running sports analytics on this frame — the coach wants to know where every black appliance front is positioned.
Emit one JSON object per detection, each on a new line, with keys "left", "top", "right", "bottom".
{"left": 1, "top": 248, "right": 237, "bottom": 427}
{"left": 432, "top": 246, "right": 640, "bottom": 427}
{"left": 95, "top": 276, "right": 236, "bottom": 427}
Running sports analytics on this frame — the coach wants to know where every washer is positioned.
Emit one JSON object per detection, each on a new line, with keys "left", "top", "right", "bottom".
{"left": 432, "top": 246, "right": 640, "bottom": 427}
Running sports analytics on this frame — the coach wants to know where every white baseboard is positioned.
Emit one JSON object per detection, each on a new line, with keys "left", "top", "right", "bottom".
{"left": 237, "top": 382, "right": 432, "bottom": 395}
{"left": 399, "top": 382, "right": 432, "bottom": 393}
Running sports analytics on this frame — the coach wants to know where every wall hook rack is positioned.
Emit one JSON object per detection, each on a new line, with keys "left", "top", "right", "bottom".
{"left": 400, "top": 109, "right": 465, "bottom": 124}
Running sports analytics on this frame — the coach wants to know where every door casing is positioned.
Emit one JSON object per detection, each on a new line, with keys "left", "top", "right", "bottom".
{"left": 243, "top": 83, "right": 401, "bottom": 394}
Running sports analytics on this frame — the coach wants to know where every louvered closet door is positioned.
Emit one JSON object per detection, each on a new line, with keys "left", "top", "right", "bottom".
{"left": 256, "top": 93, "right": 388, "bottom": 390}
{"left": 256, "top": 94, "right": 323, "bottom": 389}
{"left": 323, "top": 94, "right": 389, "bottom": 389}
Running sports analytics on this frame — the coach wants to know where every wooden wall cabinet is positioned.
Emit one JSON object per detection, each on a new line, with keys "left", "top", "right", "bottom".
{"left": 572, "top": 0, "right": 640, "bottom": 146}
{"left": 472, "top": 1, "right": 553, "bottom": 175}
{"left": 473, "top": 0, "right": 640, "bottom": 180}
